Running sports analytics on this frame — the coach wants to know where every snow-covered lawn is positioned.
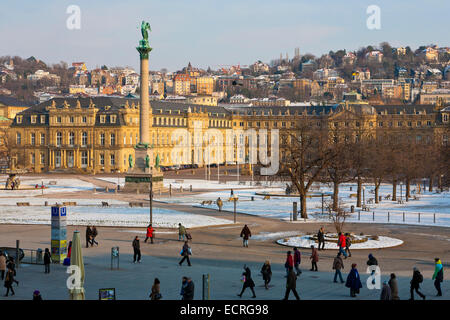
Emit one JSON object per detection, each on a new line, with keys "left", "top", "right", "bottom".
{"left": 0, "top": 177, "right": 94, "bottom": 196}
{"left": 0, "top": 204, "right": 232, "bottom": 228}
{"left": 159, "top": 183, "right": 450, "bottom": 228}
{"left": 278, "top": 235, "right": 404, "bottom": 249}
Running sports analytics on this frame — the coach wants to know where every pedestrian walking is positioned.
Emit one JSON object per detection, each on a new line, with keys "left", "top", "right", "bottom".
{"left": 43, "top": 248, "right": 51, "bottom": 274}
{"left": 85, "top": 226, "right": 92, "bottom": 248}
{"left": 181, "top": 276, "right": 194, "bottom": 300}
{"left": 409, "top": 267, "right": 426, "bottom": 300}
{"left": 367, "top": 253, "right": 379, "bottom": 285}
{"left": 283, "top": 267, "right": 300, "bottom": 300}
{"left": 310, "top": 245, "right": 319, "bottom": 271}
{"left": 293, "top": 247, "right": 302, "bottom": 276}
{"left": 432, "top": 258, "right": 443, "bottom": 297}
{"left": 144, "top": 224, "right": 154, "bottom": 244}
{"left": 238, "top": 265, "right": 256, "bottom": 298}
{"left": 240, "top": 224, "right": 251, "bottom": 248}
{"left": 260, "top": 261, "right": 272, "bottom": 290}
{"left": 91, "top": 226, "right": 99, "bottom": 246}
{"left": 345, "top": 263, "right": 362, "bottom": 297}
{"left": 332, "top": 252, "right": 345, "bottom": 283}
{"left": 178, "top": 241, "right": 192, "bottom": 266}
{"left": 0, "top": 251, "right": 6, "bottom": 280}
{"left": 380, "top": 281, "right": 392, "bottom": 300}
{"left": 285, "top": 251, "right": 294, "bottom": 276}
{"left": 4, "top": 269, "right": 15, "bottom": 297}
{"left": 150, "top": 278, "right": 162, "bottom": 300}
{"left": 317, "top": 227, "right": 325, "bottom": 250}
{"left": 33, "top": 290, "right": 42, "bottom": 301}
{"left": 6, "top": 258, "right": 18, "bottom": 286}
{"left": 178, "top": 223, "right": 186, "bottom": 241}
{"left": 337, "top": 232, "right": 348, "bottom": 258}
{"left": 344, "top": 233, "right": 352, "bottom": 257}
{"left": 216, "top": 197, "right": 223, "bottom": 211}
{"left": 389, "top": 273, "right": 400, "bottom": 300}
{"left": 132, "top": 236, "right": 141, "bottom": 263}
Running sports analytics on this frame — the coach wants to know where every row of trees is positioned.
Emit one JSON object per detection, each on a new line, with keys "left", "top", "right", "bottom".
{"left": 274, "top": 117, "right": 449, "bottom": 219}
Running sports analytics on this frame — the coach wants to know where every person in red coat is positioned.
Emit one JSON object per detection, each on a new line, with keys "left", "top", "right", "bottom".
{"left": 145, "top": 224, "right": 154, "bottom": 244}
{"left": 285, "top": 251, "right": 294, "bottom": 277}
{"left": 337, "top": 232, "right": 348, "bottom": 258}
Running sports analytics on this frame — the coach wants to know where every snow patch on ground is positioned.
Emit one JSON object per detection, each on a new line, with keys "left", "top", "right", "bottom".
{"left": 278, "top": 235, "right": 404, "bottom": 249}
{"left": 251, "top": 231, "right": 302, "bottom": 241}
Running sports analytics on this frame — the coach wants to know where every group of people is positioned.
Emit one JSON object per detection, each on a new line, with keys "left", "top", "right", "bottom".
{"left": 0, "top": 251, "right": 19, "bottom": 297}
{"left": 85, "top": 226, "right": 99, "bottom": 248}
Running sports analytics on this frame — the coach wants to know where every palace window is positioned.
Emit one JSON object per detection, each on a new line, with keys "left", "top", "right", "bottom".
{"left": 82, "top": 132, "right": 88, "bottom": 146}
{"left": 31, "top": 115, "right": 37, "bottom": 124}
{"left": 70, "top": 116, "right": 74, "bottom": 123}
{"left": 100, "top": 154, "right": 105, "bottom": 166}
{"left": 82, "top": 116, "right": 87, "bottom": 123}
{"left": 40, "top": 153, "right": 45, "bottom": 165}
{"left": 417, "top": 121, "right": 422, "bottom": 127}
{"left": 56, "top": 132, "right": 62, "bottom": 146}
{"left": 31, "top": 153, "right": 35, "bottom": 165}
{"left": 407, "top": 121, "right": 412, "bottom": 127}
{"left": 81, "top": 151, "right": 88, "bottom": 167}
{"left": 427, "top": 121, "right": 431, "bottom": 127}
{"left": 40, "top": 115, "right": 45, "bottom": 124}
{"left": 30, "top": 133, "right": 35, "bottom": 145}
{"left": 69, "top": 132, "right": 75, "bottom": 146}
{"left": 40, "top": 133, "right": 45, "bottom": 145}
{"left": 378, "top": 122, "right": 383, "bottom": 127}
{"left": 100, "top": 115, "right": 106, "bottom": 123}
{"left": 110, "top": 154, "right": 115, "bottom": 166}
{"left": 100, "top": 133, "right": 105, "bottom": 146}
{"left": 110, "top": 115, "right": 116, "bottom": 123}
{"left": 17, "top": 115, "right": 22, "bottom": 124}
{"left": 110, "top": 133, "right": 116, "bottom": 146}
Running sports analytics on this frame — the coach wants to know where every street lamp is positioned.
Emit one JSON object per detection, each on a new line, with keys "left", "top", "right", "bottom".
{"left": 149, "top": 175, "right": 153, "bottom": 225}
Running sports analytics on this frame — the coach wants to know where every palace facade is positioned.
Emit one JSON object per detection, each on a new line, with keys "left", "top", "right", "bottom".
{"left": 6, "top": 97, "right": 450, "bottom": 173}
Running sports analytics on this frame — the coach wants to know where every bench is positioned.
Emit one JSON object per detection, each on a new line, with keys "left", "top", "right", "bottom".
{"left": 48, "top": 181, "right": 57, "bottom": 185}
{"left": 175, "top": 180, "right": 184, "bottom": 184}
{"left": 62, "top": 202, "right": 77, "bottom": 206}
{"left": 101, "top": 201, "right": 109, "bottom": 207}
{"left": 384, "top": 194, "right": 391, "bottom": 200}
{"left": 349, "top": 193, "right": 357, "bottom": 198}
{"left": 263, "top": 195, "right": 271, "bottom": 200}
{"left": 16, "top": 202, "right": 30, "bottom": 206}
{"left": 366, "top": 198, "right": 374, "bottom": 204}
{"left": 362, "top": 205, "right": 370, "bottom": 211}
{"left": 238, "top": 181, "right": 246, "bottom": 185}
{"left": 413, "top": 196, "right": 420, "bottom": 201}
{"left": 397, "top": 200, "right": 404, "bottom": 204}
{"left": 129, "top": 202, "right": 145, "bottom": 207}
{"left": 201, "top": 200, "right": 213, "bottom": 206}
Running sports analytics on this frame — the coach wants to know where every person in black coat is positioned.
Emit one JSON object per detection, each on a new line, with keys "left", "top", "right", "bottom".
{"left": 33, "top": 290, "right": 42, "bottom": 301}
{"left": 283, "top": 267, "right": 300, "bottom": 300}
{"left": 181, "top": 277, "right": 194, "bottom": 300}
{"left": 43, "top": 248, "right": 51, "bottom": 273}
{"left": 260, "top": 261, "right": 272, "bottom": 290}
{"left": 86, "top": 226, "right": 92, "bottom": 248}
{"left": 367, "top": 253, "right": 378, "bottom": 285}
{"left": 238, "top": 265, "right": 256, "bottom": 298}
{"left": 91, "top": 226, "right": 99, "bottom": 246}
{"left": 410, "top": 267, "right": 426, "bottom": 300}
{"left": 317, "top": 227, "right": 325, "bottom": 250}
{"left": 132, "top": 236, "right": 141, "bottom": 263}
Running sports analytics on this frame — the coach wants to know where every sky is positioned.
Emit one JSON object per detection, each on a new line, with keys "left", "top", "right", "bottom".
{"left": 0, "top": 0, "right": 448, "bottom": 72}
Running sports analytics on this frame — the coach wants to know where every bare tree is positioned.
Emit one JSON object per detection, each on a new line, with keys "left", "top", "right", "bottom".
{"left": 281, "top": 117, "right": 336, "bottom": 218}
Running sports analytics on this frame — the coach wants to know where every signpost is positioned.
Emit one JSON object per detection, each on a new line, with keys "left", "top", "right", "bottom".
{"left": 51, "top": 205, "right": 67, "bottom": 263}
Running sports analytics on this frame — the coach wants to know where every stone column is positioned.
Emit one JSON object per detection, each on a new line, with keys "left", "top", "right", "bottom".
{"left": 140, "top": 57, "right": 150, "bottom": 145}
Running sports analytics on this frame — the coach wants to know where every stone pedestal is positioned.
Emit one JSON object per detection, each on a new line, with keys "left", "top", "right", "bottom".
{"left": 122, "top": 145, "right": 164, "bottom": 193}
